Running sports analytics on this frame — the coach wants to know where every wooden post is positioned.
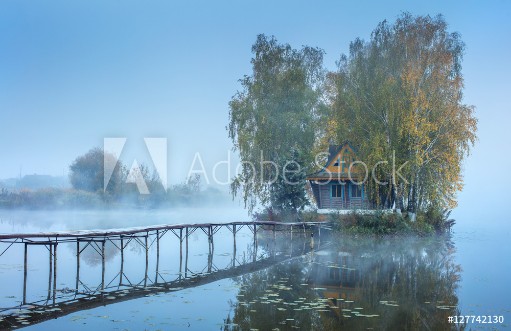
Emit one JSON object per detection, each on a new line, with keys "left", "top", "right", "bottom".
{"left": 76, "top": 241, "right": 80, "bottom": 293}
{"left": 101, "top": 240, "right": 105, "bottom": 292}
{"left": 47, "top": 244, "right": 52, "bottom": 301}
{"left": 155, "top": 230, "right": 160, "bottom": 284}
{"left": 210, "top": 226, "right": 214, "bottom": 251}
{"left": 207, "top": 245, "right": 212, "bottom": 274}
{"left": 232, "top": 224, "right": 236, "bottom": 268}
{"left": 290, "top": 226, "right": 294, "bottom": 255}
{"left": 253, "top": 223, "right": 257, "bottom": 248}
{"left": 253, "top": 224, "right": 257, "bottom": 263}
{"left": 144, "top": 234, "right": 148, "bottom": 287}
{"left": 179, "top": 228, "right": 183, "bottom": 278}
{"left": 185, "top": 227, "right": 189, "bottom": 278}
{"left": 272, "top": 224, "right": 276, "bottom": 259}
{"left": 208, "top": 226, "right": 212, "bottom": 256}
{"left": 119, "top": 235, "right": 124, "bottom": 286}
{"left": 232, "top": 242, "right": 236, "bottom": 268}
{"left": 119, "top": 236, "right": 124, "bottom": 286}
{"left": 53, "top": 243, "right": 57, "bottom": 304}
{"left": 23, "top": 243, "right": 27, "bottom": 304}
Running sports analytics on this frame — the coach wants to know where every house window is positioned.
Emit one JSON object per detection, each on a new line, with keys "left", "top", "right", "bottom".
{"left": 351, "top": 184, "right": 362, "bottom": 198}
{"left": 331, "top": 184, "right": 343, "bottom": 198}
{"left": 333, "top": 158, "right": 340, "bottom": 167}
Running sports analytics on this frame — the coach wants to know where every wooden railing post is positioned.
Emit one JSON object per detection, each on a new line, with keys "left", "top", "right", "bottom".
{"left": 23, "top": 243, "right": 27, "bottom": 304}
{"left": 76, "top": 241, "right": 80, "bottom": 293}
{"left": 101, "top": 240, "right": 105, "bottom": 292}
{"left": 53, "top": 243, "right": 58, "bottom": 305}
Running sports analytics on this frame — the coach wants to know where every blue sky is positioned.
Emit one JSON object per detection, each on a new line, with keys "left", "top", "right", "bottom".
{"left": 0, "top": 0, "right": 510, "bottom": 210}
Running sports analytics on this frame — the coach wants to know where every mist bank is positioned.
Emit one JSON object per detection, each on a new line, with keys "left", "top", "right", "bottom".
{"left": 0, "top": 184, "right": 235, "bottom": 210}
{"left": 0, "top": 205, "right": 250, "bottom": 234}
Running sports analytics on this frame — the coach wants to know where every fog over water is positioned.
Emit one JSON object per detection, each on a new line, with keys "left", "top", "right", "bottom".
{"left": 0, "top": 207, "right": 509, "bottom": 330}
{"left": 0, "top": 206, "right": 250, "bottom": 234}
{"left": 1, "top": 0, "right": 510, "bottom": 328}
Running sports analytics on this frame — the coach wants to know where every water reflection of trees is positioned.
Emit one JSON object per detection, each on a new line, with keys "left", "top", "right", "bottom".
{"left": 78, "top": 242, "right": 119, "bottom": 267}
{"left": 224, "top": 233, "right": 463, "bottom": 330}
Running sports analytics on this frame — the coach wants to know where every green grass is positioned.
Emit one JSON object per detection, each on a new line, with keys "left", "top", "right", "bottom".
{"left": 254, "top": 207, "right": 454, "bottom": 236}
{"left": 327, "top": 211, "right": 435, "bottom": 236}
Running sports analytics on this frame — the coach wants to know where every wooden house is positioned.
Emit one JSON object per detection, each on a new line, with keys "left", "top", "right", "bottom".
{"left": 307, "top": 142, "right": 371, "bottom": 210}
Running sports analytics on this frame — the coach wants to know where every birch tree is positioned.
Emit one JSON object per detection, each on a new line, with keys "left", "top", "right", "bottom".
{"left": 326, "top": 13, "right": 477, "bottom": 212}
{"left": 228, "top": 34, "right": 325, "bottom": 213}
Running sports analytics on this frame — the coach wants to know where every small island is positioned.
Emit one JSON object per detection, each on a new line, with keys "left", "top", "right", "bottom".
{"left": 229, "top": 14, "right": 477, "bottom": 234}
{"left": 3, "top": 5, "right": 507, "bottom": 330}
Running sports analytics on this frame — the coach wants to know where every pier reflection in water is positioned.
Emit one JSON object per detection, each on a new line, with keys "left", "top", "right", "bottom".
{"left": 225, "top": 234, "right": 462, "bottom": 331}
{"left": 0, "top": 222, "right": 324, "bottom": 329}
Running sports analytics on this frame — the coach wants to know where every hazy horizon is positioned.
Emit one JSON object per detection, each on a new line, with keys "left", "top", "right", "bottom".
{"left": 1, "top": 0, "right": 510, "bottom": 211}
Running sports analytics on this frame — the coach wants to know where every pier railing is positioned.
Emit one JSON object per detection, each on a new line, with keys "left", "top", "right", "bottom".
{"left": 0, "top": 221, "right": 327, "bottom": 329}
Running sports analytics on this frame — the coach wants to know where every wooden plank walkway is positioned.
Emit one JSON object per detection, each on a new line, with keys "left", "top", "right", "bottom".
{"left": 0, "top": 221, "right": 324, "bottom": 241}
{"left": 0, "top": 220, "right": 328, "bottom": 330}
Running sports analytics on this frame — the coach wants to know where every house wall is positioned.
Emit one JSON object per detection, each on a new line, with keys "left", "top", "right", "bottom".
{"left": 315, "top": 181, "right": 369, "bottom": 209}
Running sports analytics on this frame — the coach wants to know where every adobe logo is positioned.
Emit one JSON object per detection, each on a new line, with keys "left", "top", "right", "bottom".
{"left": 103, "top": 138, "right": 167, "bottom": 194}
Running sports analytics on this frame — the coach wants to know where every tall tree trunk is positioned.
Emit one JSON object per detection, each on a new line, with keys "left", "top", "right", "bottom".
{"left": 392, "top": 183, "right": 400, "bottom": 211}
{"left": 417, "top": 182, "right": 424, "bottom": 211}
{"left": 407, "top": 179, "right": 416, "bottom": 213}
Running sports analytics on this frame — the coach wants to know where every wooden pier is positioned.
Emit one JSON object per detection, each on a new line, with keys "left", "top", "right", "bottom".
{"left": 0, "top": 221, "right": 327, "bottom": 329}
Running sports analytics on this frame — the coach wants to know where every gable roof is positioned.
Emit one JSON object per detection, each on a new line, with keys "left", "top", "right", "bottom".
{"left": 306, "top": 141, "right": 361, "bottom": 180}
{"left": 325, "top": 144, "right": 344, "bottom": 168}
{"left": 324, "top": 141, "right": 358, "bottom": 167}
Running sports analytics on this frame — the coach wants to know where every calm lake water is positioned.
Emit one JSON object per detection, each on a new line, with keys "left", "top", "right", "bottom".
{"left": 0, "top": 208, "right": 509, "bottom": 330}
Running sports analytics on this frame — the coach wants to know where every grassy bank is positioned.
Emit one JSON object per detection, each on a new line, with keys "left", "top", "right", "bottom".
{"left": 0, "top": 187, "right": 227, "bottom": 210}
{"left": 254, "top": 207, "right": 455, "bottom": 236}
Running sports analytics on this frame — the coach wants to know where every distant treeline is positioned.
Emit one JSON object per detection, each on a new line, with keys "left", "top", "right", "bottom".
{"left": 0, "top": 146, "right": 231, "bottom": 209}
{"left": 0, "top": 176, "right": 227, "bottom": 210}
{"left": 0, "top": 174, "right": 70, "bottom": 190}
